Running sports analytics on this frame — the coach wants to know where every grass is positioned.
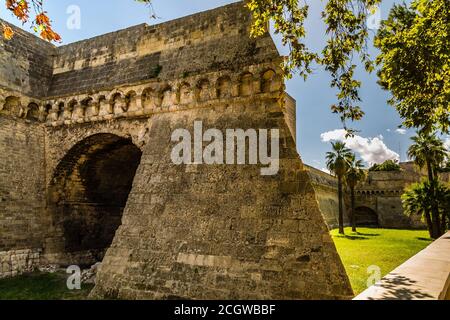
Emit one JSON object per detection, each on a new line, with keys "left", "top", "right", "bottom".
{"left": 0, "top": 228, "right": 433, "bottom": 300}
{"left": 330, "top": 227, "right": 432, "bottom": 296}
{"left": 0, "top": 271, "right": 93, "bottom": 300}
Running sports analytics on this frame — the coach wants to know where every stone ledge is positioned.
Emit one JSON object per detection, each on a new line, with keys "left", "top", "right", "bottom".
{"left": 354, "top": 231, "right": 450, "bottom": 300}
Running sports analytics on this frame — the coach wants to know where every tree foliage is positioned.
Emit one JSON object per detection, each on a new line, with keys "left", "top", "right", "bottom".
{"left": 247, "top": 0, "right": 381, "bottom": 131}
{"left": 375, "top": 0, "right": 450, "bottom": 133}
{"left": 1, "top": 0, "right": 155, "bottom": 41}
{"left": 402, "top": 180, "right": 450, "bottom": 237}
{"left": 345, "top": 153, "right": 366, "bottom": 232}
{"left": 326, "top": 141, "right": 353, "bottom": 234}
{"left": 2, "top": 0, "right": 61, "bottom": 41}
{"left": 369, "top": 159, "right": 401, "bottom": 172}
{"left": 406, "top": 131, "right": 449, "bottom": 238}
{"left": 345, "top": 154, "right": 366, "bottom": 189}
{"left": 407, "top": 131, "right": 448, "bottom": 172}
{"left": 326, "top": 141, "right": 353, "bottom": 177}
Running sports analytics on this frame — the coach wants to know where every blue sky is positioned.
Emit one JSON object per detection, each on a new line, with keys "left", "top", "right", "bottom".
{"left": 1, "top": 0, "right": 426, "bottom": 171}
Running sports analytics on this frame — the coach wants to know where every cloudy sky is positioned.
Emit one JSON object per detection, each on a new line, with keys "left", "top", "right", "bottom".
{"left": 3, "top": 0, "right": 445, "bottom": 171}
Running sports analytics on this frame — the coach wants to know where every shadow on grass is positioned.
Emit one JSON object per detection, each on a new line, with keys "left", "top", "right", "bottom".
{"left": 354, "top": 232, "right": 380, "bottom": 237}
{"left": 335, "top": 234, "right": 370, "bottom": 240}
{"left": 335, "top": 231, "right": 380, "bottom": 240}
{"left": 416, "top": 237, "right": 433, "bottom": 242}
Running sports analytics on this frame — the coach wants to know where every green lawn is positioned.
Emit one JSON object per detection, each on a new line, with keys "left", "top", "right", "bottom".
{"left": 0, "top": 271, "right": 93, "bottom": 300}
{"left": 0, "top": 228, "right": 433, "bottom": 300}
{"left": 331, "top": 227, "right": 432, "bottom": 296}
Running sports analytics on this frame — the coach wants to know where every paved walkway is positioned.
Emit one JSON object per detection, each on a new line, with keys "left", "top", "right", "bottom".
{"left": 355, "top": 231, "right": 450, "bottom": 300}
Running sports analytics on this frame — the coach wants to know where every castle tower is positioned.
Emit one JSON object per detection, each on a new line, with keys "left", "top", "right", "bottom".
{"left": 0, "top": 2, "right": 352, "bottom": 299}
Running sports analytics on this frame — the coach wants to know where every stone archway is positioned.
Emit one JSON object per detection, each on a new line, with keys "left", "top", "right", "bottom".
{"left": 354, "top": 206, "right": 379, "bottom": 227}
{"left": 47, "top": 133, "right": 142, "bottom": 266}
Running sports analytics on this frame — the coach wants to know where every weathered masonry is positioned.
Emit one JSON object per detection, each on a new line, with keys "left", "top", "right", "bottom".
{"left": 0, "top": 2, "right": 352, "bottom": 299}
{"left": 307, "top": 163, "right": 450, "bottom": 230}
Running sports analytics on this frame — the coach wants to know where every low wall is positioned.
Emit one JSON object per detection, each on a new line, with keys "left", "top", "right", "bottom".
{"left": 0, "top": 248, "right": 41, "bottom": 279}
{"left": 355, "top": 231, "right": 450, "bottom": 300}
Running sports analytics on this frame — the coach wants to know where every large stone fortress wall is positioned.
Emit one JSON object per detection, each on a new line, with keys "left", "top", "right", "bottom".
{"left": 0, "top": 2, "right": 353, "bottom": 299}
{"left": 0, "top": 22, "right": 53, "bottom": 278}
{"left": 305, "top": 165, "right": 350, "bottom": 229}
{"left": 0, "top": 21, "right": 54, "bottom": 97}
{"left": 307, "top": 162, "right": 450, "bottom": 230}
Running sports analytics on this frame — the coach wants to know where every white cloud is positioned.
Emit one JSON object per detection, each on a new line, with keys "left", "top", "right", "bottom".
{"left": 320, "top": 129, "right": 400, "bottom": 165}
{"left": 396, "top": 128, "right": 407, "bottom": 135}
{"left": 321, "top": 167, "right": 331, "bottom": 174}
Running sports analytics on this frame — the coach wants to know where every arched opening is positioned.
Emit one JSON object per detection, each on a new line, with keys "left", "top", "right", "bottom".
{"left": 60, "top": 100, "right": 75, "bottom": 121}
{"left": 178, "top": 82, "right": 193, "bottom": 104}
{"left": 98, "top": 95, "right": 111, "bottom": 117}
{"left": 1, "top": 96, "right": 21, "bottom": 116}
{"left": 160, "top": 86, "right": 173, "bottom": 109}
{"left": 48, "top": 133, "right": 142, "bottom": 266}
{"left": 125, "top": 91, "right": 138, "bottom": 112}
{"left": 261, "top": 69, "right": 276, "bottom": 93}
{"left": 111, "top": 93, "right": 127, "bottom": 115}
{"left": 216, "top": 76, "right": 232, "bottom": 99}
{"left": 82, "top": 97, "right": 97, "bottom": 118}
{"left": 197, "top": 79, "right": 211, "bottom": 102}
{"left": 239, "top": 73, "right": 253, "bottom": 96}
{"left": 354, "top": 206, "right": 379, "bottom": 227}
{"left": 26, "top": 103, "right": 40, "bottom": 121}
{"left": 142, "top": 87, "right": 156, "bottom": 111}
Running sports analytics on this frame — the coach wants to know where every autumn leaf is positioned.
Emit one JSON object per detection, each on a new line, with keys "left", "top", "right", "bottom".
{"left": 2, "top": 0, "right": 151, "bottom": 42}
{"left": 2, "top": 24, "right": 14, "bottom": 40}
{"left": 7, "top": 0, "right": 29, "bottom": 22}
{"left": 40, "top": 26, "right": 60, "bottom": 42}
{"left": 35, "top": 12, "right": 50, "bottom": 26}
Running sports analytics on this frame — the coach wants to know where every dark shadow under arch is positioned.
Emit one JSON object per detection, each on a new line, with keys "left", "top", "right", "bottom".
{"left": 354, "top": 206, "right": 379, "bottom": 227}
{"left": 48, "top": 133, "right": 142, "bottom": 266}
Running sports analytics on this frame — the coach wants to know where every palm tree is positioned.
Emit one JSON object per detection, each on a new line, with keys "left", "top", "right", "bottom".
{"left": 402, "top": 181, "right": 434, "bottom": 237}
{"left": 345, "top": 154, "right": 366, "bottom": 232}
{"left": 407, "top": 131, "right": 448, "bottom": 238}
{"left": 402, "top": 180, "right": 450, "bottom": 238}
{"left": 326, "top": 141, "right": 353, "bottom": 234}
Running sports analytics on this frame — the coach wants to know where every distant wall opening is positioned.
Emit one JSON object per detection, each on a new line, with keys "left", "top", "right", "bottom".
{"left": 48, "top": 133, "right": 142, "bottom": 266}
{"left": 354, "top": 206, "right": 379, "bottom": 227}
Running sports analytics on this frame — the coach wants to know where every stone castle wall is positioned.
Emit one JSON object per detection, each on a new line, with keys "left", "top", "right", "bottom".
{"left": 0, "top": 249, "right": 41, "bottom": 279}
{"left": 0, "top": 116, "right": 47, "bottom": 249}
{"left": 90, "top": 91, "right": 352, "bottom": 300}
{"left": 0, "top": 114, "right": 47, "bottom": 277}
{"left": 307, "top": 162, "right": 450, "bottom": 230}
{"left": 0, "top": 2, "right": 353, "bottom": 299}
{"left": 306, "top": 165, "right": 350, "bottom": 229}
{"left": 48, "top": 4, "right": 278, "bottom": 98}
{"left": 0, "top": 21, "right": 54, "bottom": 97}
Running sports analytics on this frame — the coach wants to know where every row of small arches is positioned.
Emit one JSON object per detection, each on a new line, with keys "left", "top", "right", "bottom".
{"left": 0, "top": 96, "right": 42, "bottom": 121}
{"left": 0, "top": 69, "right": 281, "bottom": 124}
{"left": 356, "top": 190, "right": 402, "bottom": 196}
